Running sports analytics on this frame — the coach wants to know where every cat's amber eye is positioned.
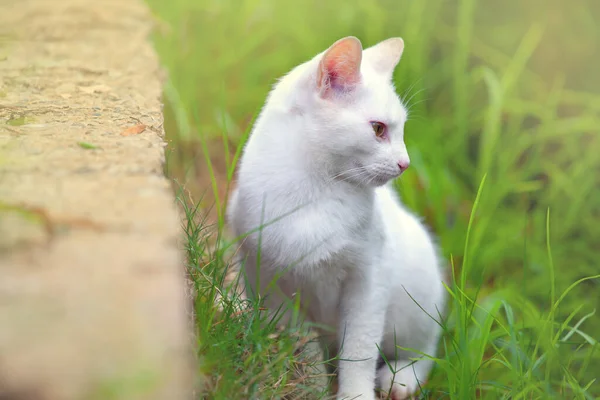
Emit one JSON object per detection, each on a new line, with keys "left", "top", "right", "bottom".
{"left": 371, "top": 121, "right": 386, "bottom": 138}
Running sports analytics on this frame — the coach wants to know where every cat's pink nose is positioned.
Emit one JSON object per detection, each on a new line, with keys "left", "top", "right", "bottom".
{"left": 397, "top": 160, "right": 410, "bottom": 173}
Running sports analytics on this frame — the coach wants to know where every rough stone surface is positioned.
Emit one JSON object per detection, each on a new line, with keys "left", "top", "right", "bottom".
{"left": 0, "top": 0, "right": 193, "bottom": 398}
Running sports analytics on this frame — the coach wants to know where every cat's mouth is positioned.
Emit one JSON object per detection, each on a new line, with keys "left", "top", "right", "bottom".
{"left": 369, "top": 174, "right": 392, "bottom": 186}
{"left": 351, "top": 163, "right": 393, "bottom": 187}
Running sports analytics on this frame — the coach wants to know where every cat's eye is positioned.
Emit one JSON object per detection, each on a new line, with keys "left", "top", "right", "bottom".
{"left": 371, "top": 121, "right": 387, "bottom": 139}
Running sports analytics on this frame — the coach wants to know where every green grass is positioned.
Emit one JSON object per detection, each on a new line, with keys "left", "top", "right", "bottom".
{"left": 146, "top": 0, "right": 600, "bottom": 398}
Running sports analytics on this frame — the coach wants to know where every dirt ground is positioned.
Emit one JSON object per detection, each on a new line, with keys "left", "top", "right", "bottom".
{"left": 0, "top": 0, "right": 193, "bottom": 399}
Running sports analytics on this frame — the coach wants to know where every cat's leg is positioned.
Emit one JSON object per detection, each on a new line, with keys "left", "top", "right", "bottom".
{"left": 375, "top": 215, "right": 445, "bottom": 399}
{"left": 336, "top": 269, "right": 387, "bottom": 400}
{"left": 375, "top": 281, "right": 444, "bottom": 398}
{"left": 375, "top": 354, "right": 434, "bottom": 400}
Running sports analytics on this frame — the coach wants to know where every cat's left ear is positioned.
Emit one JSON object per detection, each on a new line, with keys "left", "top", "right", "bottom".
{"left": 363, "top": 37, "right": 404, "bottom": 79}
{"left": 317, "top": 36, "right": 363, "bottom": 98}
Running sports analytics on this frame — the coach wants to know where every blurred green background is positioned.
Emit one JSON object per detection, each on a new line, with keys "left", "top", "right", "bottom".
{"left": 146, "top": 0, "right": 600, "bottom": 398}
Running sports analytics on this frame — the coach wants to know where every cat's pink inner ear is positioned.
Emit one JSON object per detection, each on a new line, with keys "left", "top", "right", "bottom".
{"left": 317, "top": 37, "right": 362, "bottom": 94}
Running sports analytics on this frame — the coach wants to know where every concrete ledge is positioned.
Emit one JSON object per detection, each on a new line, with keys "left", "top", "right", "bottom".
{"left": 0, "top": 0, "right": 193, "bottom": 398}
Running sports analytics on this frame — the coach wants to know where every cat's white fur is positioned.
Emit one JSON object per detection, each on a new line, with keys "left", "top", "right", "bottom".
{"left": 227, "top": 37, "right": 445, "bottom": 400}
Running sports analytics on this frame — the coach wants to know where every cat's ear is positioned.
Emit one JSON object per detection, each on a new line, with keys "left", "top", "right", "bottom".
{"left": 363, "top": 37, "right": 404, "bottom": 79}
{"left": 316, "top": 36, "right": 363, "bottom": 97}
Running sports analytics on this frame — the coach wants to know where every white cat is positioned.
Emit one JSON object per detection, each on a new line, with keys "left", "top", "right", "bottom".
{"left": 227, "top": 36, "right": 446, "bottom": 400}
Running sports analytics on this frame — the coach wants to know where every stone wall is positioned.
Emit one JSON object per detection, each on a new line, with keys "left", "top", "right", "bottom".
{"left": 0, "top": 0, "right": 193, "bottom": 398}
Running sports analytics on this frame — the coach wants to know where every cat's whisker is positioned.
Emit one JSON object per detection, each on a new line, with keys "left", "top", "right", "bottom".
{"left": 406, "top": 97, "right": 429, "bottom": 114}
{"left": 334, "top": 170, "right": 371, "bottom": 184}
{"left": 330, "top": 163, "right": 388, "bottom": 184}
{"left": 404, "top": 88, "right": 427, "bottom": 111}
{"left": 400, "top": 78, "right": 422, "bottom": 104}
{"left": 330, "top": 166, "right": 365, "bottom": 180}
{"left": 328, "top": 164, "right": 381, "bottom": 184}
{"left": 407, "top": 114, "right": 427, "bottom": 123}
{"left": 365, "top": 172, "right": 379, "bottom": 186}
{"left": 400, "top": 79, "right": 424, "bottom": 107}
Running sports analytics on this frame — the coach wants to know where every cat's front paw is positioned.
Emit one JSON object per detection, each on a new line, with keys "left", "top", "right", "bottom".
{"left": 336, "top": 386, "right": 376, "bottom": 400}
{"left": 337, "top": 393, "right": 376, "bottom": 400}
{"left": 376, "top": 364, "right": 420, "bottom": 400}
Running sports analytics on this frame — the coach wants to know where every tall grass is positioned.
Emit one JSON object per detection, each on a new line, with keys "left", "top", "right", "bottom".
{"left": 147, "top": 0, "right": 600, "bottom": 398}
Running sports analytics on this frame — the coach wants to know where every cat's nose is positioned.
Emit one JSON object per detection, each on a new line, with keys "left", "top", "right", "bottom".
{"left": 397, "top": 160, "right": 410, "bottom": 173}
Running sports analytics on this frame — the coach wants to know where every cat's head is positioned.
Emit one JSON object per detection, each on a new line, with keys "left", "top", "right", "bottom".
{"left": 289, "top": 36, "right": 410, "bottom": 187}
